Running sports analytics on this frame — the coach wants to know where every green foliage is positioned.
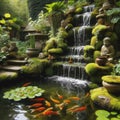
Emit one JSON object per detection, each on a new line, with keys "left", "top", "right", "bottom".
{"left": 113, "top": 60, "right": 120, "bottom": 75}
{"left": 106, "top": 8, "right": 120, "bottom": 24}
{"left": 29, "top": 35, "right": 35, "bottom": 48}
{"left": 44, "top": 1, "right": 64, "bottom": 15}
{"left": 28, "top": 11, "right": 50, "bottom": 33}
{"left": 3, "top": 86, "right": 45, "bottom": 101}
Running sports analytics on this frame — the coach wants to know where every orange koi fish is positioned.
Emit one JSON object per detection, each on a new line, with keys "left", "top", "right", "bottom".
{"left": 45, "top": 100, "right": 51, "bottom": 107}
{"left": 22, "top": 82, "right": 31, "bottom": 87}
{"left": 67, "top": 105, "right": 79, "bottom": 112}
{"left": 55, "top": 103, "right": 66, "bottom": 110}
{"left": 31, "top": 107, "right": 46, "bottom": 113}
{"left": 69, "top": 96, "right": 80, "bottom": 101}
{"left": 56, "top": 91, "right": 63, "bottom": 99}
{"left": 32, "top": 107, "right": 53, "bottom": 118}
{"left": 71, "top": 106, "right": 87, "bottom": 113}
{"left": 42, "top": 110, "right": 59, "bottom": 116}
{"left": 31, "top": 97, "right": 45, "bottom": 102}
{"left": 28, "top": 103, "right": 43, "bottom": 108}
{"left": 50, "top": 96, "right": 60, "bottom": 104}
{"left": 63, "top": 99, "right": 71, "bottom": 104}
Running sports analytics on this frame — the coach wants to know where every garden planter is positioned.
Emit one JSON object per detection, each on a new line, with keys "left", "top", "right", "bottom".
{"left": 102, "top": 75, "right": 120, "bottom": 94}
{"left": 26, "top": 48, "right": 39, "bottom": 58}
{"left": 102, "top": 81, "right": 120, "bottom": 94}
{"left": 95, "top": 57, "right": 107, "bottom": 66}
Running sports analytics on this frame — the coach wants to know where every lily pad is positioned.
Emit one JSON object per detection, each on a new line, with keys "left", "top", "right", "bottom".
{"left": 3, "top": 86, "right": 45, "bottom": 101}
{"left": 110, "top": 112, "right": 118, "bottom": 115}
{"left": 95, "top": 110, "right": 110, "bottom": 117}
{"left": 111, "top": 118, "right": 120, "bottom": 120}
{"left": 96, "top": 117, "right": 109, "bottom": 120}
{"left": 117, "top": 114, "right": 120, "bottom": 119}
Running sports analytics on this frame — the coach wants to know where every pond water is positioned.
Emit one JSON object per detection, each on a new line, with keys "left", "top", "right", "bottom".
{"left": 0, "top": 77, "right": 94, "bottom": 120}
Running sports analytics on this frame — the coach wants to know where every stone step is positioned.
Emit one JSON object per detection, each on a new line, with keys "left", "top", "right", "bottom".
{"left": 0, "top": 71, "right": 18, "bottom": 82}
{"left": 6, "top": 59, "right": 28, "bottom": 66}
{"left": 0, "top": 65, "right": 22, "bottom": 72}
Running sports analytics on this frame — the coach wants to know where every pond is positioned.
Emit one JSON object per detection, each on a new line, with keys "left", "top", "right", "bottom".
{"left": 0, "top": 77, "right": 94, "bottom": 120}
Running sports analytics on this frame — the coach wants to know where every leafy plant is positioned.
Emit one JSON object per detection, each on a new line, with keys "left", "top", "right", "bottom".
{"left": 3, "top": 86, "right": 45, "bottom": 101}
{"left": 95, "top": 109, "right": 120, "bottom": 120}
{"left": 112, "top": 60, "right": 120, "bottom": 75}
{"left": 106, "top": 8, "right": 120, "bottom": 24}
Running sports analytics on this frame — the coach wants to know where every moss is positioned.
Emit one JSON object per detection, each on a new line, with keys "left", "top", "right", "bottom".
{"left": 43, "top": 37, "right": 57, "bottom": 52}
{"left": 95, "top": 40, "right": 103, "bottom": 50}
{"left": 57, "top": 40, "right": 68, "bottom": 49}
{"left": 21, "top": 58, "right": 50, "bottom": 75}
{"left": 48, "top": 48, "right": 63, "bottom": 55}
{"left": 90, "top": 36, "right": 97, "bottom": 46}
{"left": 93, "top": 50, "right": 101, "bottom": 61}
{"left": 92, "top": 25, "right": 107, "bottom": 36}
{"left": 0, "top": 71, "right": 18, "bottom": 81}
{"left": 75, "top": 7, "right": 83, "bottom": 14}
{"left": 102, "top": 75, "right": 120, "bottom": 83}
{"left": 85, "top": 63, "right": 114, "bottom": 84}
{"left": 57, "top": 28, "right": 68, "bottom": 39}
{"left": 84, "top": 45, "right": 95, "bottom": 58}
{"left": 90, "top": 87, "right": 120, "bottom": 110}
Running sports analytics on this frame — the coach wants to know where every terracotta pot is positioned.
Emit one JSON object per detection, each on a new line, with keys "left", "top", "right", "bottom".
{"left": 26, "top": 48, "right": 39, "bottom": 58}
{"left": 102, "top": 81, "right": 120, "bottom": 94}
{"left": 95, "top": 57, "right": 107, "bottom": 66}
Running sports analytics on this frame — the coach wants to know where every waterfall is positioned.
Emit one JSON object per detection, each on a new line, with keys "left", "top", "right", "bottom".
{"left": 49, "top": 4, "right": 95, "bottom": 93}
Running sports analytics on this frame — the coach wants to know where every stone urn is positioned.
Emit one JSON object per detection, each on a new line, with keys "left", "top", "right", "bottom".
{"left": 26, "top": 48, "right": 39, "bottom": 58}
{"left": 102, "top": 75, "right": 120, "bottom": 94}
{"left": 95, "top": 56, "right": 107, "bottom": 66}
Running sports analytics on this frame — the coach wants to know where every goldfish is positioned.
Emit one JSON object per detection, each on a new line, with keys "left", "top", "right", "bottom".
{"left": 31, "top": 97, "right": 45, "bottom": 102}
{"left": 31, "top": 107, "right": 46, "bottom": 113}
{"left": 56, "top": 91, "right": 63, "bottom": 99}
{"left": 70, "top": 106, "right": 87, "bottom": 113}
{"left": 45, "top": 100, "right": 51, "bottom": 107}
{"left": 50, "top": 96, "right": 60, "bottom": 104}
{"left": 69, "top": 96, "right": 80, "bottom": 101}
{"left": 42, "top": 110, "right": 59, "bottom": 116}
{"left": 67, "top": 105, "right": 79, "bottom": 112}
{"left": 22, "top": 82, "right": 31, "bottom": 87}
{"left": 63, "top": 99, "right": 71, "bottom": 104}
{"left": 55, "top": 103, "right": 65, "bottom": 110}
{"left": 27, "top": 103, "right": 43, "bottom": 108}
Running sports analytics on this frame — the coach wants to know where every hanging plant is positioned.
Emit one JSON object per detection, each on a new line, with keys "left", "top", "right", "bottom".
{"left": 3, "top": 86, "right": 45, "bottom": 101}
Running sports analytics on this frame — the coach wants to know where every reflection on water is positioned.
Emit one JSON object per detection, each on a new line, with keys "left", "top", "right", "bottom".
{"left": 0, "top": 78, "right": 92, "bottom": 120}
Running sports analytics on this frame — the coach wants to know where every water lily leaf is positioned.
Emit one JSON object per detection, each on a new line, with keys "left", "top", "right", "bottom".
{"left": 111, "top": 118, "right": 120, "bottom": 120}
{"left": 110, "top": 112, "right": 118, "bottom": 115}
{"left": 96, "top": 117, "right": 109, "bottom": 120}
{"left": 3, "top": 86, "right": 45, "bottom": 101}
{"left": 95, "top": 110, "right": 110, "bottom": 117}
{"left": 117, "top": 114, "right": 120, "bottom": 119}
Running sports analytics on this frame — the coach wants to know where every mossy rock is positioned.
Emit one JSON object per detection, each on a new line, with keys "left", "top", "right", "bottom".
{"left": 0, "top": 71, "right": 18, "bottom": 82}
{"left": 21, "top": 58, "right": 50, "bottom": 75}
{"left": 90, "top": 36, "right": 97, "bottom": 46}
{"left": 93, "top": 50, "right": 101, "bottom": 61}
{"left": 75, "top": 7, "right": 83, "bottom": 14}
{"left": 85, "top": 63, "right": 114, "bottom": 83}
{"left": 92, "top": 25, "right": 107, "bottom": 36}
{"left": 90, "top": 87, "right": 120, "bottom": 110}
{"left": 48, "top": 48, "right": 63, "bottom": 55}
{"left": 102, "top": 75, "right": 120, "bottom": 84}
{"left": 84, "top": 45, "right": 95, "bottom": 58}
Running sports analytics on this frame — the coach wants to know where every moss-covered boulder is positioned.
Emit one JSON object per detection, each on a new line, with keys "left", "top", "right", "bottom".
{"left": 90, "top": 87, "right": 120, "bottom": 110}
{"left": 48, "top": 48, "right": 63, "bottom": 55}
{"left": 21, "top": 58, "right": 50, "bottom": 76}
{"left": 85, "top": 63, "right": 114, "bottom": 84}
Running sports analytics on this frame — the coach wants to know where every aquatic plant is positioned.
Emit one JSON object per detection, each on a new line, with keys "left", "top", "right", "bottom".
{"left": 95, "top": 109, "right": 120, "bottom": 120}
{"left": 3, "top": 86, "right": 45, "bottom": 101}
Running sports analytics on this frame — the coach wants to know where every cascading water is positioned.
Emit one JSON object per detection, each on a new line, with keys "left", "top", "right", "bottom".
{"left": 49, "top": 5, "right": 95, "bottom": 92}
